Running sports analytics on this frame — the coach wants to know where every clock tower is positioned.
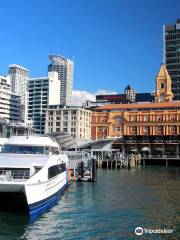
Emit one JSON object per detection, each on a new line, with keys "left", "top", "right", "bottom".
{"left": 154, "top": 64, "right": 173, "bottom": 102}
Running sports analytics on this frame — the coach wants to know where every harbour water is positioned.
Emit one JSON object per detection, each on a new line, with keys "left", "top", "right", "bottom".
{"left": 0, "top": 166, "right": 179, "bottom": 240}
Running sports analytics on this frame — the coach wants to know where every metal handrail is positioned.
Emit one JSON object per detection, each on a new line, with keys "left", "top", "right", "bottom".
{"left": 0, "top": 168, "right": 30, "bottom": 181}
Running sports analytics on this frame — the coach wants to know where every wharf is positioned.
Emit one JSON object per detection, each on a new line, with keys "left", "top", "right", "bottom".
{"left": 75, "top": 135, "right": 180, "bottom": 168}
{"left": 96, "top": 152, "right": 141, "bottom": 169}
{"left": 67, "top": 151, "right": 97, "bottom": 182}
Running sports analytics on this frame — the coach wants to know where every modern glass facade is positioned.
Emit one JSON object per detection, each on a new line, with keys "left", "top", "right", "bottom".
{"left": 164, "top": 19, "right": 180, "bottom": 100}
{"left": 27, "top": 72, "right": 60, "bottom": 134}
{"left": 27, "top": 78, "right": 49, "bottom": 134}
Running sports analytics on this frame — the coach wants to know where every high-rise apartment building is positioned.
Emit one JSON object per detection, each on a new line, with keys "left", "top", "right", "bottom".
{"left": 0, "top": 75, "right": 20, "bottom": 122}
{"left": 164, "top": 19, "right": 180, "bottom": 100}
{"left": 48, "top": 54, "right": 73, "bottom": 106}
{"left": 8, "top": 64, "right": 29, "bottom": 122}
{"left": 27, "top": 72, "right": 60, "bottom": 134}
{"left": 8, "top": 64, "right": 29, "bottom": 104}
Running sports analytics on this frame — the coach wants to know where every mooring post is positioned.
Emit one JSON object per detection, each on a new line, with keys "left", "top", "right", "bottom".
{"left": 91, "top": 156, "right": 97, "bottom": 182}
{"left": 116, "top": 154, "right": 118, "bottom": 169}
{"left": 80, "top": 161, "right": 84, "bottom": 179}
{"left": 166, "top": 157, "right": 168, "bottom": 168}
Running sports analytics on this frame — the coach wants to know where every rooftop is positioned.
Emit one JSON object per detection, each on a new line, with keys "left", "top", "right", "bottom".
{"left": 49, "top": 54, "right": 73, "bottom": 65}
{"left": 9, "top": 64, "right": 29, "bottom": 72}
{"left": 95, "top": 101, "right": 180, "bottom": 111}
{"left": 5, "top": 135, "right": 59, "bottom": 147}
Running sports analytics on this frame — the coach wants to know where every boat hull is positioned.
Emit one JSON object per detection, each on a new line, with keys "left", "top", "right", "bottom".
{"left": 25, "top": 171, "right": 68, "bottom": 219}
{"left": 28, "top": 182, "right": 68, "bottom": 219}
{"left": 0, "top": 171, "right": 69, "bottom": 219}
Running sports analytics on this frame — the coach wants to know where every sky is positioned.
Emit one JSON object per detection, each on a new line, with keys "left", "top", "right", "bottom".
{"left": 0, "top": 0, "right": 180, "bottom": 104}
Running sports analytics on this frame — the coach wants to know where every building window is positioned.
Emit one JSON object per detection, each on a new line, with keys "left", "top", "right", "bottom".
{"left": 71, "top": 110, "right": 76, "bottom": 115}
{"left": 63, "top": 111, "right": 68, "bottom": 115}
{"left": 157, "top": 115, "right": 163, "bottom": 121}
{"left": 48, "top": 122, "right": 52, "bottom": 126}
{"left": 156, "top": 126, "right": 162, "bottom": 133}
{"left": 170, "top": 126, "right": 175, "bottom": 132}
{"left": 130, "top": 126, "right": 136, "bottom": 133}
{"left": 170, "top": 115, "right": 176, "bottom": 121}
{"left": 144, "top": 126, "right": 149, "bottom": 133}
{"left": 116, "top": 127, "right": 121, "bottom": 132}
{"left": 161, "top": 83, "right": 165, "bottom": 89}
{"left": 63, "top": 122, "right": 68, "bottom": 127}
{"left": 113, "top": 116, "right": 123, "bottom": 124}
{"left": 100, "top": 117, "right": 107, "bottom": 122}
{"left": 63, "top": 116, "right": 68, "bottom": 121}
{"left": 143, "top": 116, "right": 149, "bottom": 122}
{"left": 131, "top": 116, "right": 136, "bottom": 122}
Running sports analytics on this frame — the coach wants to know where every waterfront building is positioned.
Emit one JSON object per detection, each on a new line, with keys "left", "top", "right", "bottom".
{"left": 164, "top": 19, "right": 180, "bottom": 100}
{"left": 8, "top": 64, "right": 29, "bottom": 122}
{"left": 48, "top": 54, "right": 74, "bottom": 106}
{"left": 91, "top": 101, "right": 180, "bottom": 140}
{"left": 27, "top": 72, "right": 60, "bottom": 134}
{"left": 0, "top": 75, "right": 20, "bottom": 122}
{"left": 45, "top": 105, "right": 91, "bottom": 141}
{"left": 154, "top": 64, "right": 173, "bottom": 102}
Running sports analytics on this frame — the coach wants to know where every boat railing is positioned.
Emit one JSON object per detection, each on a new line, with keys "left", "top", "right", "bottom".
{"left": 0, "top": 168, "right": 30, "bottom": 181}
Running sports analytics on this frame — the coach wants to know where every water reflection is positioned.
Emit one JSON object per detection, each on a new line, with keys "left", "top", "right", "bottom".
{"left": 0, "top": 212, "right": 28, "bottom": 240}
{"left": 0, "top": 166, "right": 179, "bottom": 240}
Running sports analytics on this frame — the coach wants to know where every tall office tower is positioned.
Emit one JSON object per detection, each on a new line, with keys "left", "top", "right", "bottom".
{"left": 0, "top": 75, "right": 20, "bottom": 122}
{"left": 164, "top": 19, "right": 180, "bottom": 100}
{"left": 8, "top": 64, "right": 29, "bottom": 121}
{"left": 48, "top": 54, "right": 74, "bottom": 106}
{"left": 27, "top": 72, "right": 60, "bottom": 134}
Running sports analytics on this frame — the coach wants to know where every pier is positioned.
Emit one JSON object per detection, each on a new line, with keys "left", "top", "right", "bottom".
{"left": 94, "top": 151, "right": 141, "bottom": 169}
{"left": 67, "top": 151, "right": 97, "bottom": 182}
{"left": 74, "top": 136, "right": 180, "bottom": 168}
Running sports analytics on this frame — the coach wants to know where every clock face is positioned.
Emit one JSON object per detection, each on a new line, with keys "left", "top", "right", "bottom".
{"left": 160, "top": 95, "right": 165, "bottom": 101}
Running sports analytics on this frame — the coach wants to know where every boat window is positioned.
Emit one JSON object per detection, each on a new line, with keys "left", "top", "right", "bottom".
{"left": 44, "top": 147, "right": 59, "bottom": 155}
{"left": 34, "top": 166, "right": 42, "bottom": 174}
{"left": 1, "top": 145, "right": 44, "bottom": 154}
{"left": 51, "top": 147, "right": 59, "bottom": 155}
{"left": 45, "top": 147, "right": 50, "bottom": 154}
{"left": 48, "top": 163, "right": 66, "bottom": 179}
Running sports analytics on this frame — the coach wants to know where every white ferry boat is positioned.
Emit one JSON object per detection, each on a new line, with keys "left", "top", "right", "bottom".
{"left": 0, "top": 135, "right": 70, "bottom": 219}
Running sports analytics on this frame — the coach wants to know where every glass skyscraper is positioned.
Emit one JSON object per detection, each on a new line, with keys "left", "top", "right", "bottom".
{"left": 164, "top": 19, "right": 180, "bottom": 100}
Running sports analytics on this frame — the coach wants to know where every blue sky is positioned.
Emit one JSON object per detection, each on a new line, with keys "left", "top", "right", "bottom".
{"left": 0, "top": 0, "right": 180, "bottom": 95}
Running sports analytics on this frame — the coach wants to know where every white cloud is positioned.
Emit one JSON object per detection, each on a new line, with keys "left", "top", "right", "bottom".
{"left": 72, "top": 89, "right": 118, "bottom": 106}
{"left": 94, "top": 89, "right": 117, "bottom": 95}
